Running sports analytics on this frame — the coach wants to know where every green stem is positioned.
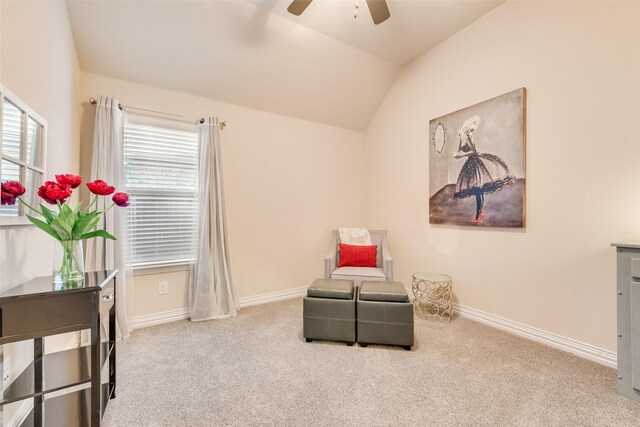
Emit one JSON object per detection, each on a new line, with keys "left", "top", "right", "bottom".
{"left": 85, "top": 195, "right": 98, "bottom": 213}
{"left": 17, "top": 197, "right": 43, "bottom": 216}
{"left": 57, "top": 240, "right": 83, "bottom": 287}
{"left": 103, "top": 203, "right": 116, "bottom": 213}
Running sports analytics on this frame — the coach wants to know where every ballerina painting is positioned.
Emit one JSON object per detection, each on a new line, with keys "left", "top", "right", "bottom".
{"left": 429, "top": 88, "right": 525, "bottom": 227}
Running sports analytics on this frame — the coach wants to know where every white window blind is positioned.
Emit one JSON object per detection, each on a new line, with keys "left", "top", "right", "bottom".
{"left": 123, "top": 117, "right": 199, "bottom": 268}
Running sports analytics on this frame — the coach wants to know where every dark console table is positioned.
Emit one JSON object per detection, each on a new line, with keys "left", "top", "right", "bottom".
{"left": 0, "top": 270, "right": 117, "bottom": 426}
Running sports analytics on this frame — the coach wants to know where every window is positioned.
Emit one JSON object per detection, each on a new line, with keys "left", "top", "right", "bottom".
{"left": 123, "top": 114, "right": 199, "bottom": 269}
{"left": 0, "top": 86, "right": 47, "bottom": 224}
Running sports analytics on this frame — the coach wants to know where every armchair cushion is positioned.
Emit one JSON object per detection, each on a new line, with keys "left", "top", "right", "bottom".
{"left": 338, "top": 244, "right": 377, "bottom": 268}
{"left": 325, "top": 229, "right": 393, "bottom": 283}
{"left": 332, "top": 267, "right": 386, "bottom": 281}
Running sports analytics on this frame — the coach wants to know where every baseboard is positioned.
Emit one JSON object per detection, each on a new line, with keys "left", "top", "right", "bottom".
{"left": 452, "top": 302, "right": 617, "bottom": 368}
{"left": 129, "top": 286, "right": 616, "bottom": 368}
{"left": 236, "top": 286, "right": 308, "bottom": 308}
{"left": 6, "top": 399, "right": 34, "bottom": 427}
{"left": 131, "top": 286, "right": 308, "bottom": 330}
{"left": 132, "top": 308, "right": 190, "bottom": 329}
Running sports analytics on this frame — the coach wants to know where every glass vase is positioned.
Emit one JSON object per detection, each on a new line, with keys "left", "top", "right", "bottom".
{"left": 52, "top": 239, "right": 85, "bottom": 290}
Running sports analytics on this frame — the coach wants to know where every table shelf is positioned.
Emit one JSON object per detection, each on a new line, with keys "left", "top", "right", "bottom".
{"left": 19, "top": 384, "right": 113, "bottom": 427}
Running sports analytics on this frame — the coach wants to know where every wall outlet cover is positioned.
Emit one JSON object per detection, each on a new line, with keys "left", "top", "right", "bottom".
{"left": 159, "top": 281, "right": 169, "bottom": 295}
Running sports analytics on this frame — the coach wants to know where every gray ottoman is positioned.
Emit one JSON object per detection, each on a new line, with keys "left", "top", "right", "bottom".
{"left": 303, "top": 278, "right": 356, "bottom": 345}
{"left": 357, "top": 281, "right": 414, "bottom": 350}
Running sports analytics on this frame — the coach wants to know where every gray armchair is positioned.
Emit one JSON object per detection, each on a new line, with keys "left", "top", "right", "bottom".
{"left": 324, "top": 229, "right": 393, "bottom": 286}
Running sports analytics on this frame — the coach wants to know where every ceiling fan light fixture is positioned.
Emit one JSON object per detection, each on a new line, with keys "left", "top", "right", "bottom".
{"left": 287, "top": 0, "right": 390, "bottom": 25}
{"left": 287, "top": 0, "right": 313, "bottom": 16}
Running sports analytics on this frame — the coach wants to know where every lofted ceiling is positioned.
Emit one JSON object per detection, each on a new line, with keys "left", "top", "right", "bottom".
{"left": 66, "top": 0, "right": 503, "bottom": 131}
{"left": 259, "top": 0, "right": 503, "bottom": 66}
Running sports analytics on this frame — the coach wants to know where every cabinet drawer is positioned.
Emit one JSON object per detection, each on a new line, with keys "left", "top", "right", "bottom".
{"left": 100, "top": 282, "right": 114, "bottom": 306}
{"left": 100, "top": 283, "right": 114, "bottom": 344}
{"left": 631, "top": 281, "right": 640, "bottom": 390}
{"left": 1, "top": 292, "right": 93, "bottom": 340}
{"left": 100, "top": 283, "right": 114, "bottom": 316}
{"left": 632, "top": 258, "right": 640, "bottom": 280}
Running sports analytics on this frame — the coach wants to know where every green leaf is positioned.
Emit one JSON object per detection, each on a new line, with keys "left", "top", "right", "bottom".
{"left": 74, "top": 201, "right": 84, "bottom": 215}
{"left": 85, "top": 214, "right": 101, "bottom": 234}
{"left": 50, "top": 205, "right": 77, "bottom": 241}
{"left": 40, "top": 205, "right": 56, "bottom": 224}
{"left": 50, "top": 221, "right": 72, "bottom": 240}
{"left": 72, "top": 211, "right": 99, "bottom": 239}
{"left": 26, "top": 215, "right": 61, "bottom": 241}
{"left": 60, "top": 203, "right": 74, "bottom": 218}
{"left": 81, "top": 229, "right": 117, "bottom": 240}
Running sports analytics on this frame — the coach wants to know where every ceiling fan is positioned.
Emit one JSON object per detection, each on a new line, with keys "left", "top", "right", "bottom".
{"left": 287, "top": 0, "right": 391, "bottom": 25}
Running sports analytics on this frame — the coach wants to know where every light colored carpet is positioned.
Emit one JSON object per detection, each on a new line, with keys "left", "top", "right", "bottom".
{"left": 103, "top": 298, "right": 640, "bottom": 426}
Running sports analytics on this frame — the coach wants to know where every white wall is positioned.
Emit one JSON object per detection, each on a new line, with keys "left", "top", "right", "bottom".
{"left": 0, "top": 1, "right": 82, "bottom": 423}
{"left": 0, "top": 0, "right": 82, "bottom": 290}
{"left": 365, "top": 0, "right": 640, "bottom": 353}
{"left": 80, "top": 72, "right": 367, "bottom": 322}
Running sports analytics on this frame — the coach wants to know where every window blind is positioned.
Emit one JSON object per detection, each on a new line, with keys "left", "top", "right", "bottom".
{"left": 2, "top": 100, "right": 22, "bottom": 160}
{"left": 123, "top": 121, "right": 199, "bottom": 267}
{"left": 0, "top": 100, "right": 23, "bottom": 216}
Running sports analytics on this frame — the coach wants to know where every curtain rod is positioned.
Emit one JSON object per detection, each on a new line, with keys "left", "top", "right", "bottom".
{"left": 89, "top": 97, "right": 226, "bottom": 130}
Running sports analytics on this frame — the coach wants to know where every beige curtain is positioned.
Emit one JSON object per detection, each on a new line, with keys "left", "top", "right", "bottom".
{"left": 85, "top": 96, "right": 131, "bottom": 338}
{"left": 190, "top": 117, "right": 236, "bottom": 321}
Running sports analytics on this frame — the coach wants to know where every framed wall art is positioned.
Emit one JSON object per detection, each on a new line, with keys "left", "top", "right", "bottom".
{"left": 429, "top": 88, "right": 526, "bottom": 227}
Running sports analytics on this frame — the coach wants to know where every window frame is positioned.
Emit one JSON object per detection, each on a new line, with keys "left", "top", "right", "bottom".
{"left": 0, "top": 85, "right": 48, "bottom": 226}
{"left": 123, "top": 112, "right": 199, "bottom": 273}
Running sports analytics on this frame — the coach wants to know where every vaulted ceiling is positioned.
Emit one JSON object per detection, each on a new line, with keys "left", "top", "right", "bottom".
{"left": 66, "top": 0, "right": 502, "bottom": 131}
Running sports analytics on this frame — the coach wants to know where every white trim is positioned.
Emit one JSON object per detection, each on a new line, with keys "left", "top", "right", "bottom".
{"left": 0, "top": 216, "right": 33, "bottom": 226}
{"left": 132, "top": 308, "right": 190, "bottom": 329}
{"left": 452, "top": 302, "right": 617, "bottom": 368}
{"left": 131, "top": 286, "right": 308, "bottom": 330}
{"left": 133, "top": 262, "right": 191, "bottom": 277}
{"left": 236, "top": 286, "right": 308, "bottom": 308}
{"left": 128, "top": 286, "right": 616, "bottom": 368}
{"left": 6, "top": 399, "right": 33, "bottom": 427}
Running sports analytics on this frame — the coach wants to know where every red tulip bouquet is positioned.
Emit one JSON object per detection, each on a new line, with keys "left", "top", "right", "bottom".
{"left": 1, "top": 174, "right": 129, "bottom": 287}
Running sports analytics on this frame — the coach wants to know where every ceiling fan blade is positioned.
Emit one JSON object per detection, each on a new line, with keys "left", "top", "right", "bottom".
{"left": 366, "top": 0, "right": 390, "bottom": 25}
{"left": 287, "top": 0, "right": 314, "bottom": 16}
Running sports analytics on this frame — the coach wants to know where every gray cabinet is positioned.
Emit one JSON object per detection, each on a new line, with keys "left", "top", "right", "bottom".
{"left": 613, "top": 243, "right": 640, "bottom": 403}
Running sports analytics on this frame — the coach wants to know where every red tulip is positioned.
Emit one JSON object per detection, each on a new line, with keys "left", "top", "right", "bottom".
{"left": 86, "top": 180, "right": 115, "bottom": 196}
{"left": 38, "top": 181, "right": 72, "bottom": 205}
{"left": 1, "top": 181, "right": 26, "bottom": 197}
{"left": 112, "top": 192, "right": 129, "bottom": 207}
{"left": 55, "top": 174, "right": 82, "bottom": 189}
{"left": 1, "top": 190, "right": 16, "bottom": 205}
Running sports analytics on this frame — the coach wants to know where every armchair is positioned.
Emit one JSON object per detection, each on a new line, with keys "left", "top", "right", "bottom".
{"left": 324, "top": 229, "right": 393, "bottom": 286}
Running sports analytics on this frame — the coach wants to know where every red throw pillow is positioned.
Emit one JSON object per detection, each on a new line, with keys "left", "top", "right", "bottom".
{"left": 338, "top": 244, "right": 377, "bottom": 268}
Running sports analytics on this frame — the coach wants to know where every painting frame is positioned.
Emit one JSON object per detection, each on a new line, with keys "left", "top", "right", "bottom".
{"left": 428, "top": 88, "right": 526, "bottom": 228}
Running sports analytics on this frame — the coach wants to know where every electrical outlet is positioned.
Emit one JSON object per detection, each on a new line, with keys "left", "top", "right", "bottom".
{"left": 3, "top": 357, "right": 11, "bottom": 386}
{"left": 158, "top": 281, "right": 169, "bottom": 295}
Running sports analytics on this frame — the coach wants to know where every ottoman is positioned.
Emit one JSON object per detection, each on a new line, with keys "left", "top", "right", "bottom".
{"left": 303, "top": 278, "right": 356, "bottom": 345}
{"left": 357, "top": 281, "right": 414, "bottom": 350}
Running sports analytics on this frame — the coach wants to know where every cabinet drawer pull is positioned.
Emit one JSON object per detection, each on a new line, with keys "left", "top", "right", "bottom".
{"left": 102, "top": 294, "right": 114, "bottom": 302}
